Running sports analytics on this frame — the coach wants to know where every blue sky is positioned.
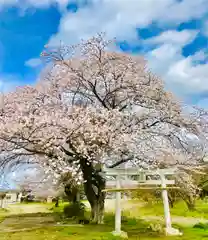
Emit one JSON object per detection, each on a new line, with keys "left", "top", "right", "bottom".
{"left": 0, "top": 0, "right": 208, "bottom": 108}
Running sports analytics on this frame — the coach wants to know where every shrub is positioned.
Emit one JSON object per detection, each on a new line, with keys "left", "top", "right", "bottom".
{"left": 193, "top": 222, "right": 208, "bottom": 230}
{"left": 148, "top": 223, "right": 163, "bottom": 233}
{"left": 63, "top": 202, "right": 86, "bottom": 218}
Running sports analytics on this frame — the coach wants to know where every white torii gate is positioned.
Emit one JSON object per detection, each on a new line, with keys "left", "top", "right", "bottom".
{"left": 102, "top": 167, "right": 182, "bottom": 238}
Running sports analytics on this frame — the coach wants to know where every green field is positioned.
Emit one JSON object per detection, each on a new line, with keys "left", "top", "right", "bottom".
{"left": 127, "top": 199, "right": 208, "bottom": 221}
{"left": 1, "top": 223, "right": 208, "bottom": 240}
{"left": 0, "top": 200, "right": 207, "bottom": 240}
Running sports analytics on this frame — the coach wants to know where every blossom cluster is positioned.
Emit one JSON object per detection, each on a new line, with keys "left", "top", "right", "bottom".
{"left": 0, "top": 35, "right": 202, "bottom": 187}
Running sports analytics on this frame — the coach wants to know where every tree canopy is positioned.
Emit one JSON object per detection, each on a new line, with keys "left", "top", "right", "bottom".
{"left": 0, "top": 34, "right": 205, "bottom": 223}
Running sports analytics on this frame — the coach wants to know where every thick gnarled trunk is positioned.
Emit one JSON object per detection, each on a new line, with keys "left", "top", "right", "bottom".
{"left": 90, "top": 192, "right": 105, "bottom": 224}
{"left": 64, "top": 184, "right": 79, "bottom": 203}
{"left": 181, "top": 194, "right": 196, "bottom": 211}
{"left": 80, "top": 159, "right": 106, "bottom": 224}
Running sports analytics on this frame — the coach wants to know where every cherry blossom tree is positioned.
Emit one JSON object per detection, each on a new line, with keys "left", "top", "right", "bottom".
{"left": 58, "top": 172, "right": 82, "bottom": 203}
{"left": 0, "top": 34, "right": 203, "bottom": 223}
{"left": 12, "top": 165, "right": 61, "bottom": 204}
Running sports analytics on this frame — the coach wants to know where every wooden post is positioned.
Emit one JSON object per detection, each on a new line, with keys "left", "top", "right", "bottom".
{"left": 115, "top": 174, "right": 121, "bottom": 234}
{"left": 160, "top": 174, "right": 172, "bottom": 230}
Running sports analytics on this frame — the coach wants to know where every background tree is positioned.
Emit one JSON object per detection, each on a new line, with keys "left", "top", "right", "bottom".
{"left": 132, "top": 153, "right": 204, "bottom": 210}
{"left": 159, "top": 152, "right": 202, "bottom": 210}
{"left": 0, "top": 193, "right": 6, "bottom": 208}
{"left": 11, "top": 165, "right": 60, "bottom": 203}
{"left": 58, "top": 172, "right": 83, "bottom": 203}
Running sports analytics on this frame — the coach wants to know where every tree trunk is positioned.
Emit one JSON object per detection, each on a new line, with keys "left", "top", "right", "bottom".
{"left": 90, "top": 193, "right": 105, "bottom": 224}
{"left": 64, "top": 185, "right": 79, "bottom": 203}
{"left": 80, "top": 158, "right": 106, "bottom": 224}
{"left": 199, "top": 190, "right": 204, "bottom": 200}
{"left": 55, "top": 197, "right": 59, "bottom": 207}
{"left": 168, "top": 196, "right": 174, "bottom": 208}
{"left": 182, "top": 194, "right": 196, "bottom": 211}
{"left": 200, "top": 189, "right": 208, "bottom": 200}
{"left": 168, "top": 192, "right": 176, "bottom": 208}
{"left": 186, "top": 198, "right": 196, "bottom": 211}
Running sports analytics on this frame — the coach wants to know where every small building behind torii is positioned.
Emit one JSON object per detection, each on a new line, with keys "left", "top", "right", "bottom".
{"left": 0, "top": 189, "right": 22, "bottom": 208}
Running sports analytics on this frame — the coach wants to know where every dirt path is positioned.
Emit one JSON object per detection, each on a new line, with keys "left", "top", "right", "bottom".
{"left": 7, "top": 201, "right": 207, "bottom": 226}
{"left": 1, "top": 201, "right": 207, "bottom": 231}
{"left": 0, "top": 204, "right": 53, "bottom": 232}
{"left": 7, "top": 204, "right": 50, "bottom": 215}
{"left": 0, "top": 204, "right": 85, "bottom": 233}
{"left": 139, "top": 215, "right": 208, "bottom": 226}
{"left": 84, "top": 199, "right": 145, "bottom": 211}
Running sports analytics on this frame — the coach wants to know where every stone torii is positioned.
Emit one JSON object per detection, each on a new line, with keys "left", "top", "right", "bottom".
{"left": 102, "top": 167, "right": 182, "bottom": 238}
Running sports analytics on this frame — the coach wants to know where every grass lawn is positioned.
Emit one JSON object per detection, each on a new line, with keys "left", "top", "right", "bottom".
{"left": 0, "top": 208, "right": 9, "bottom": 223}
{"left": 0, "top": 218, "right": 207, "bottom": 240}
{"left": 0, "top": 200, "right": 207, "bottom": 240}
{"left": 134, "top": 199, "right": 208, "bottom": 218}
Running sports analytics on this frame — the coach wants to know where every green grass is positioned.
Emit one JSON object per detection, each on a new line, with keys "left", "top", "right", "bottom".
{"left": 50, "top": 202, "right": 69, "bottom": 213}
{"left": 0, "top": 200, "right": 207, "bottom": 239}
{"left": 0, "top": 208, "right": 9, "bottom": 223}
{"left": 0, "top": 215, "right": 207, "bottom": 240}
{"left": 137, "top": 199, "right": 208, "bottom": 218}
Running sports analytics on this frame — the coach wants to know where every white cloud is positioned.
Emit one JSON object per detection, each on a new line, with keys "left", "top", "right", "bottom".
{"left": 2, "top": 0, "right": 208, "bottom": 102}
{"left": 143, "top": 29, "right": 208, "bottom": 97}
{"left": 150, "top": 44, "right": 179, "bottom": 60}
{"left": 145, "top": 30, "right": 198, "bottom": 46}
{"left": 49, "top": 0, "right": 207, "bottom": 46}
{"left": 142, "top": 25, "right": 206, "bottom": 97}
{"left": 23, "top": 0, "right": 70, "bottom": 11}
{"left": 196, "top": 98, "right": 208, "bottom": 109}
{"left": 202, "top": 19, "right": 208, "bottom": 36}
{"left": 26, "top": 0, "right": 68, "bottom": 7}
{"left": 46, "top": 0, "right": 208, "bottom": 100}
{"left": 191, "top": 50, "right": 207, "bottom": 62}
{"left": 25, "top": 58, "right": 41, "bottom": 68}
{"left": 146, "top": 36, "right": 208, "bottom": 97}
{"left": 0, "top": 0, "right": 16, "bottom": 6}
{"left": 158, "top": 0, "right": 208, "bottom": 24}
{"left": 147, "top": 44, "right": 208, "bottom": 96}
{"left": 166, "top": 57, "right": 208, "bottom": 93}
{"left": 0, "top": 0, "right": 71, "bottom": 11}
